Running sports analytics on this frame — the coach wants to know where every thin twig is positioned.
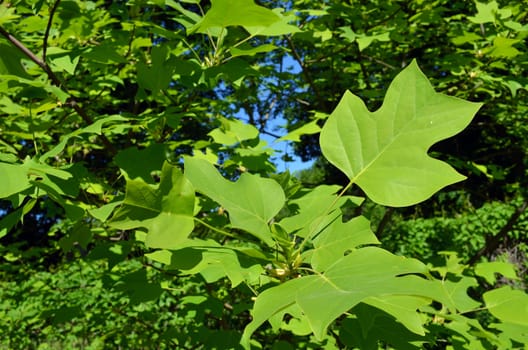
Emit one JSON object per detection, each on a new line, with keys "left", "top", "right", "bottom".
{"left": 259, "top": 129, "right": 282, "bottom": 139}
{"left": 42, "top": 0, "right": 61, "bottom": 62}
{"left": 0, "top": 25, "right": 117, "bottom": 154}
{"left": 362, "top": 53, "right": 397, "bottom": 70}
{"left": 284, "top": 35, "right": 329, "bottom": 111}
{"left": 375, "top": 207, "right": 394, "bottom": 239}
{"left": 0, "top": 26, "right": 56, "bottom": 81}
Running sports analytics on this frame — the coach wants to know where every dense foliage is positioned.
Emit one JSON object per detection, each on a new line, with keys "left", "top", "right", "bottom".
{"left": 1, "top": 0, "right": 527, "bottom": 349}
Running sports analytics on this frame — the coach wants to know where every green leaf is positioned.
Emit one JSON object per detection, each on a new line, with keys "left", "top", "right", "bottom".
{"left": 114, "top": 144, "right": 167, "bottom": 183}
{"left": 279, "top": 185, "right": 363, "bottom": 238}
{"left": 0, "top": 207, "right": 24, "bottom": 239}
{"left": 0, "top": 162, "right": 32, "bottom": 198}
{"left": 242, "top": 247, "right": 430, "bottom": 343}
{"left": 230, "top": 44, "right": 278, "bottom": 58}
{"left": 339, "top": 307, "right": 426, "bottom": 350}
{"left": 0, "top": 42, "right": 30, "bottom": 77}
{"left": 110, "top": 162, "right": 195, "bottom": 249}
{"left": 89, "top": 201, "right": 122, "bottom": 222}
{"left": 243, "top": 246, "right": 482, "bottom": 344}
{"left": 468, "top": 1, "right": 511, "bottom": 24}
{"left": 319, "top": 60, "right": 482, "bottom": 207}
{"left": 484, "top": 286, "right": 528, "bottom": 326}
{"left": 277, "top": 120, "right": 321, "bottom": 143}
{"left": 363, "top": 295, "right": 431, "bottom": 336}
{"left": 208, "top": 118, "right": 259, "bottom": 145}
{"left": 41, "top": 115, "right": 128, "bottom": 161}
{"left": 244, "top": 9, "right": 300, "bottom": 36}
{"left": 189, "top": 0, "right": 280, "bottom": 34}
{"left": 24, "top": 157, "right": 72, "bottom": 180}
{"left": 0, "top": 4, "right": 20, "bottom": 25}
{"left": 50, "top": 55, "right": 80, "bottom": 75}
{"left": 184, "top": 156, "right": 284, "bottom": 246}
{"left": 475, "top": 261, "right": 518, "bottom": 285}
{"left": 309, "top": 216, "right": 380, "bottom": 272}
{"left": 146, "top": 239, "right": 264, "bottom": 287}
{"left": 137, "top": 45, "right": 173, "bottom": 92}
{"left": 487, "top": 37, "right": 521, "bottom": 58}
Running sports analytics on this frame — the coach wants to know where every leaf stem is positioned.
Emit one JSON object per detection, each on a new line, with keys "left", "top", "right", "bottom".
{"left": 297, "top": 180, "right": 354, "bottom": 253}
{"left": 194, "top": 217, "right": 236, "bottom": 238}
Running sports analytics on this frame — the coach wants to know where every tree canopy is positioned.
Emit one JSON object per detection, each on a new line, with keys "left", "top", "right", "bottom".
{"left": 1, "top": 0, "right": 527, "bottom": 348}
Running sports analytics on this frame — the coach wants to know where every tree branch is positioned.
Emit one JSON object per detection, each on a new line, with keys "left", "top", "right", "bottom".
{"left": 0, "top": 25, "right": 116, "bottom": 155}
{"left": 42, "top": 0, "right": 61, "bottom": 62}
{"left": 284, "top": 35, "right": 329, "bottom": 112}
{"left": 375, "top": 207, "right": 394, "bottom": 239}
{"left": 468, "top": 199, "right": 528, "bottom": 265}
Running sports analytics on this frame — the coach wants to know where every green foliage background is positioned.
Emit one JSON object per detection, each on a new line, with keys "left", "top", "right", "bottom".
{"left": 1, "top": 0, "right": 527, "bottom": 349}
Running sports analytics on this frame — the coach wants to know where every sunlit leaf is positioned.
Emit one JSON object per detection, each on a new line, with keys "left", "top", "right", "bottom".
{"left": 484, "top": 286, "right": 528, "bottom": 326}
{"left": 184, "top": 156, "right": 284, "bottom": 246}
{"left": 208, "top": 118, "right": 259, "bottom": 145}
{"left": 189, "top": 0, "right": 280, "bottom": 34}
{"left": 277, "top": 120, "right": 321, "bottom": 143}
{"left": 243, "top": 246, "right": 481, "bottom": 344}
{"left": 320, "top": 60, "right": 482, "bottom": 207}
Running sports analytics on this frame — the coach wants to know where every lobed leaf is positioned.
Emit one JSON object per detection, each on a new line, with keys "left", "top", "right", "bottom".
{"left": 320, "top": 60, "right": 482, "bottom": 207}
{"left": 184, "top": 156, "right": 284, "bottom": 246}
{"left": 243, "top": 246, "right": 482, "bottom": 345}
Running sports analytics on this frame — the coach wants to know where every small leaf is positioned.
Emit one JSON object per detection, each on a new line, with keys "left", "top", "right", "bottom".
{"left": 208, "top": 118, "right": 259, "bottom": 145}
{"left": 487, "top": 37, "right": 521, "bottom": 58}
{"left": 468, "top": 1, "right": 511, "bottom": 24}
{"left": 244, "top": 9, "right": 300, "bottom": 36}
{"left": 363, "top": 295, "right": 431, "bottom": 335}
{"left": 475, "top": 261, "right": 518, "bottom": 285}
{"left": 0, "top": 207, "right": 24, "bottom": 238}
{"left": 184, "top": 156, "right": 284, "bottom": 246}
{"left": 0, "top": 4, "right": 20, "bottom": 25}
{"left": 41, "top": 115, "right": 128, "bottom": 161}
{"left": 277, "top": 120, "right": 321, "bottom": 143}
{"left": 230, "top": 44, "right": 278, "bottom": 58}
{"left": 320, "top": 60, "right": 482, "bottom": 207}
{"left": 50, "top": 55, "right": 80, "bottom": 75}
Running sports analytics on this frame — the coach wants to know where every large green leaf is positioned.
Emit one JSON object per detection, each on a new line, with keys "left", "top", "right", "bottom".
{"left": 109, "top": 162, "right": 195, "bottom": 249}
{"left": 242, "top": 246, "right": 480, "bottom": 345}
{"left": 320, "top": 60, "right": 482, "bottom": 207}
{"left": 184, "top": 156, "right": 284, "bottom": 246}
